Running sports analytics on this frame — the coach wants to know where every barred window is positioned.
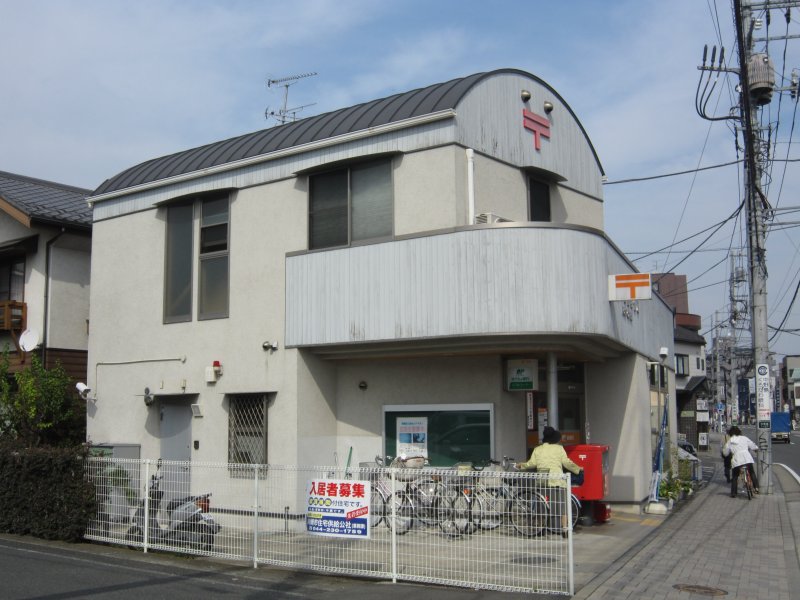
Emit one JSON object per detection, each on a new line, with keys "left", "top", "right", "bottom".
{"left": 228, "top": 394, "right": 267, "bottom": 466}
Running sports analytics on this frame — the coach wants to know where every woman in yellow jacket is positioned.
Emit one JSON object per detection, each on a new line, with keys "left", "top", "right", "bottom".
{"left": 517, "top": 426, "right": 583, "bottom": 537}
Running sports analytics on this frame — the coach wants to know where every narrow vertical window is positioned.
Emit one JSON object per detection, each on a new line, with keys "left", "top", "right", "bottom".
{"left": 199, "top": 196, "right": 229, "bottom": 319}
{"left": 228, "top": 394, "right": 267, "bottom": 471}
{"left": 164, "top": 203, "right": 193, "bottom": 322}
{"left": 529, "top": 178, "right": 551, "bottom": 222}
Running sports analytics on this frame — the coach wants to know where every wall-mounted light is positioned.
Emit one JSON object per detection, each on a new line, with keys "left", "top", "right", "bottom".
{"left": 358, "top": 381, "right": 368, "bottom": 390}
{"left": 521, "top": 89, "right": 531, "bottom": 102}
{"left": 262, "top": 341, "right": 279, "bottom": 351}
{"left": 543, "top": 101, "right": 554, "bottom": 114}
{"left": 143, "top": 386, "right": 154, "bottom": 406}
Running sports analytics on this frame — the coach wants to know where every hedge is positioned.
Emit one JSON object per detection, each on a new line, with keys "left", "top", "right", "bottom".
{"left": 0, "top": 442, "right": 96, "bottom": 541}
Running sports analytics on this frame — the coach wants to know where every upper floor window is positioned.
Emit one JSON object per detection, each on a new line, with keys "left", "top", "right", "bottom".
{"left": 199, "top": 197, "right": 229, "bottom": 319}
{"left": 676, "top": 354, "right": 689, "bottom": 376}
{"left": 529, "top": 178, "right": 551, "bottom": 222}
{"left": 164, "top": 195, "right": 229, "bottom": 323}
{"left": 309, "top": 159, "right": 393, "bottom": 249}
{"left": 696, "top": 356, "right": 705, "bottom": 371}
{"left": 0, "top": 258, "right": 25, "bottom": 302}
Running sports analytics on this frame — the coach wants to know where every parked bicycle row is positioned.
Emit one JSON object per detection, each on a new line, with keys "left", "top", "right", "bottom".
{"left": 362, "top": 455, "right": 580, "bottom": 538}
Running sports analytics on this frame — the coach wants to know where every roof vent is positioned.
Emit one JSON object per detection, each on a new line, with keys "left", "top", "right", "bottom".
{"left": 475, "top": 212, "right": 512, "bottom": 225}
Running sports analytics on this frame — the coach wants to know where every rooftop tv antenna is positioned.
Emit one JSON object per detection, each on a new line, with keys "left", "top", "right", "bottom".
{"left": 265, "top": 71, "right": 317, "bottom": 125}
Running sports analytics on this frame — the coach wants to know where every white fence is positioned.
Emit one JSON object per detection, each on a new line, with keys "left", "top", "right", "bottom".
{"left": 85, "top": 458, "right": 574, "bottom": 595}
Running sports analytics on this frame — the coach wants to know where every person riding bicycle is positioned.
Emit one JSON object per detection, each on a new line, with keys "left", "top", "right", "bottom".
{"left": 722, "top": 425, "right": 759, "bottom": 497}
{"left": 516, "top": 426, "right": 583, "bottom": 537}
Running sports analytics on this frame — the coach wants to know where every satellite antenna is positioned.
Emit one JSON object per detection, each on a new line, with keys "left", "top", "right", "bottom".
{"left": 19, "top": 329, "right": 39, "bottom": 352}
{"left": 265, "top": 71, "right": 317, "bottom": 125}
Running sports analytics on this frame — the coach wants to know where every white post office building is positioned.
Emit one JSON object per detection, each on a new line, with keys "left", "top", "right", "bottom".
{"left": 86, "top": 69, "right": 676, "bottom": 504}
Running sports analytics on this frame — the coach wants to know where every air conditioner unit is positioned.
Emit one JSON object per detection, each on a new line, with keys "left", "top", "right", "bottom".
{"left": 475, "top": 212, "right": 512, "bottom": 224}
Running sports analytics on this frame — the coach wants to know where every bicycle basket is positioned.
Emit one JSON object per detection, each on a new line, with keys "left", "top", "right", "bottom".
{"left": 390, "top": 455, "right": 425, "bottom": 480}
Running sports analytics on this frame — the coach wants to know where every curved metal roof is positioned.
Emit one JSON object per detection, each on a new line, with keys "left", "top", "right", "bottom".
{"left": 92, "top": 69, "right": 600, "bottom": 197}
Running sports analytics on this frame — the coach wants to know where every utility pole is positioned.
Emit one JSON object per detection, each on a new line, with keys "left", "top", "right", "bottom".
{"left": 698, "top": 1, "right": 800, "bottom": 493}
{"left": 734, "top": 0, "right": 775, "bottom": 493}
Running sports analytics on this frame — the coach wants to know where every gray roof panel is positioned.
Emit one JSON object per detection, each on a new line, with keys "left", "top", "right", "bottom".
{"left": 0, "top": 171, "right": 91, "bottom": 229}
{"left": 91, "top": 69, "right": 601, "bottom": 197}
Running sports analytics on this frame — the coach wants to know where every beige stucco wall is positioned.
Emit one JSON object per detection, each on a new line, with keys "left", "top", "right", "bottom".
{"left": 394, "top": 146, "right": 462, "bottom": 234}
{"left": 47, "top": 240, "right": 91, "bottom": 350}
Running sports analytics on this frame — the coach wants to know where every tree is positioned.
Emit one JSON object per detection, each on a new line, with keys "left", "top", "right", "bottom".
{"left": 0, "top": 353, "right": 84, "bottom": 447}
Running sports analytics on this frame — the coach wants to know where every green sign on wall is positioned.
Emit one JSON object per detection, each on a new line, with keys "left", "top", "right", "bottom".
{"left": 507, "top": 359, "right": 538, "bottom": 391}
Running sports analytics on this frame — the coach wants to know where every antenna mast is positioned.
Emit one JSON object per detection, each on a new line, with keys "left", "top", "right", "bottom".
{"left": 265, "top": 72, "right": 317, "bottom": 125}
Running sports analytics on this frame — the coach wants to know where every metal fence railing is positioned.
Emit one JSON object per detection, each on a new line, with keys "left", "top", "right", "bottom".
{"left": 85, "top": 458, "right": 573, "bottom": 595}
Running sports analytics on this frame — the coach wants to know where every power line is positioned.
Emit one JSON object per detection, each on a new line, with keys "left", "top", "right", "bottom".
{"left": 603, "top": 159, "right": 742, "bottom": 185}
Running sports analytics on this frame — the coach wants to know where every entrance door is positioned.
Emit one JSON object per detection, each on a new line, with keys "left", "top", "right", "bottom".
{"left": 160, "top": 398, "right": 193, "bottom": 503}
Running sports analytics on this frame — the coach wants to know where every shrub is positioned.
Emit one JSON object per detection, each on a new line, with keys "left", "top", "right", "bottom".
{"left": 0, "top": 441, "right": 96, "bottom": 541}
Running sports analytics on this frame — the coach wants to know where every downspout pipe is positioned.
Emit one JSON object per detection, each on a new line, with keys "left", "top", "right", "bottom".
{"left": 42, "top": 228, "right": 65, "bottom": 368}
{"left": 466, "top": 148, "right": 475, "bottom": 225}
{"left": 547, "top": 352, "right": 558, "bottom": 429}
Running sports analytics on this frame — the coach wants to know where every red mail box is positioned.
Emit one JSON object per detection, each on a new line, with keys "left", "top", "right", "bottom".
{"left": 564, "top": 444, "right": 609, "bottom": 501}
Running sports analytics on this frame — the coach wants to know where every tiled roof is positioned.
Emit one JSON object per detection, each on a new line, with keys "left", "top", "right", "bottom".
{"left": 0, "top": 170, "right": 91, "bottom": 229}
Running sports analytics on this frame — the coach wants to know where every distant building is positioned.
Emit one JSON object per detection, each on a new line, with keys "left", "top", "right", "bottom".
{"left": 85, "top": 69, "right": 675, "bottom": 504}
{"left": 653, "top": 273, "right": 708, "bottom": 446}
{"left": 0, "top": 171, "right": 91, "bottom": 381}
{"left": 781, "top": 355, "right": 800, "bottom": 420}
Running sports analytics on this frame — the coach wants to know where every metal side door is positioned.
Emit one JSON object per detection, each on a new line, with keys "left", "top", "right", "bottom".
{"left": 159, "top": 399, "right": 193, "bottom": 509}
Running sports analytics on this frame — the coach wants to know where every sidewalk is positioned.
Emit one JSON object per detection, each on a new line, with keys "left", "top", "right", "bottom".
{"left": 574, "top": 431, "right": 800, "bottom": 599}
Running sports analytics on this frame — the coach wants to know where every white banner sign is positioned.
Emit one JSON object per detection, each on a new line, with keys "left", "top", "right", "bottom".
{"left": 756, "top": 363, "right": 771, "bottom": 428}
{"left": 306, "top": 479, "right": 370, "bottom": 538}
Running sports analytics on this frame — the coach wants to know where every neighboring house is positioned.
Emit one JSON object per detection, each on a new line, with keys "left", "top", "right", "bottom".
{"left": 0, "top": 171, "right": 91, "bottom": 381}
{"left": 781, "top": 355, "right": 800, "bottom": 421}
{"left": 85, "top": 69, "right": 675, "bottom": 504}
{"left": 653, "top": 273, "right": 708, "bottom": 447}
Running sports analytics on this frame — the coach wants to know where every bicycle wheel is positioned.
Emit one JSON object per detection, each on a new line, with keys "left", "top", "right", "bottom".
{"left": 411, "top": 478, "right": 441, "bottom": 526}
{"left": 510, "top": 491, "right": 548, "bottom": 537}
{"left": 436, "top": 488, "right": 461, "bottom": 537}
{"left": 369, "top": 487, "right": 385, "bottom": 528}
{"left": 570, "top": 494, "right": 581, "bottom": 530}
{"left": 476, "top": 488, "right": 505, "bottom": 530}
{"left": 744, "top": 470, "right": 753, "bottom": 500}
{"left": 385, "top": 491, "right": 414, "bottom": 534}
{"left": 451, "top": 492, "right": 475, "bottom": 534}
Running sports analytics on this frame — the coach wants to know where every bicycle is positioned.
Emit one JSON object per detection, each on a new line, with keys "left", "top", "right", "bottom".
{"left": 371, "top": 454, "right": 444, "bottom": 534}
{"left": 448, "top": 458, "right": 549, "bottom": 538}
{"left": 737, "top": 464, "right": 756, "bottom": 500}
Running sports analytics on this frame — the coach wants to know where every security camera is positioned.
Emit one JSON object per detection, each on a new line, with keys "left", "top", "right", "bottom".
{"left": 262, "top": 341, "right": 279, "bottom": 351}
{"left": 76, "top": 382, "right": 91, "bottom": 400}
{"left": 659, "top": 347, "right": 669, "bottom": 361}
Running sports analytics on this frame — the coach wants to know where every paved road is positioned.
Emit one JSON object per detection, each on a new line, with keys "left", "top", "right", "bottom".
{"left": 0, "top": 535, "right": 537, "bottom": 600}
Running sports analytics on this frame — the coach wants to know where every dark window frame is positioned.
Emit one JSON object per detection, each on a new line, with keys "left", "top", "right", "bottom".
{"left": 529, "top": 177, "right": 551, "bottom": 222}
{"left": 676, "top": 354, "right": 690, "bottom": 377}
{"left": 308, "top": 158, "right": 393, "bottom": 250}
{"left": 163, "top": 193, "right": 230, "bottom": 324}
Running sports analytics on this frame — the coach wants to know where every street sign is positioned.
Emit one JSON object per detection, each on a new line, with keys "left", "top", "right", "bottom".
{"left": 756, "top": 364, "right": 771, "bottom": 429}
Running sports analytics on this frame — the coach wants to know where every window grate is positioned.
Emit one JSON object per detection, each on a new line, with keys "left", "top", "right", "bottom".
{"left": 228, "top": 394, "right": 267, "bottom": 474}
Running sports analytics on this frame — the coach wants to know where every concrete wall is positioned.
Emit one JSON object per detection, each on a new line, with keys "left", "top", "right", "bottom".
{"left": 585, "top": 355, "right": 653, "bottom": 503}
{"left": 47, "top": 239, "right": 91, "bottom": 350}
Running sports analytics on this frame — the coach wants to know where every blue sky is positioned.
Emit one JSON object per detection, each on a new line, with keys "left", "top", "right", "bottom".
{"left": 2, "top": 0, "right": 800, "bottom": 360}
